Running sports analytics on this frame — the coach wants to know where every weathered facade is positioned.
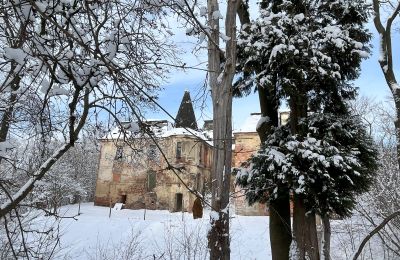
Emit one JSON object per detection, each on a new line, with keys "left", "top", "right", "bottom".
{"left": 233, "top": 112, "right": 290, "bottom": 216}
{"left": 94, "top": 91, "right": 292, "bottom": 215}
{"left": 94, "top": 92, "right": 212, "bottom": 212}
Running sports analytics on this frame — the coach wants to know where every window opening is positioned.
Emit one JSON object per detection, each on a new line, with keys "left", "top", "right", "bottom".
{"left": 176, "top": 142, "right": 182, "bottom": 159}
{"left": 115, "top": 146, "right": 123, "bottom": 160}
{"left": 147, "top": 171, "right": 156, "bottom": 191}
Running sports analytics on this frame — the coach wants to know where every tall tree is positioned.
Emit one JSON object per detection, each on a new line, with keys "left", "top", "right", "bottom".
{"left": 235, "top": 0, "right": 372, "bottom": 259}
{"left": 372, "top": 1, "right": 400, "bottom": 165}
{"left": 236, "top": 1, "right": 291, "bottom": 259}
{"left": 170, "top": 0, "right": 239, "bottom": 257}
{"left": 206, "top": 1, "right": 239, "bottom": 258}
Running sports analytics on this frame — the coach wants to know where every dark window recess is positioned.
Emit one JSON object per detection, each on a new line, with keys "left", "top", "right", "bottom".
{"left": 176, "top": 142, "right": 182, "bottom": 159}
{"left": 115, "top": 146, "right": 123, "bottom": 160}
{"left": 175, "top": 193, "right": 183, "bottom": 212}
{"left": 120, "top": 195, "right": 127, "bottom": 204}
{"left": 199, "top": 144, "right": 203, "bottom": 164}
{"left": 147, "top": 171, "right": 156, "bottom": 191}
{"left": 196, "top": 173, "right": 201, "bottom": 191}
{"left": 148, "top": 144, "right": 157, "bottom": 159}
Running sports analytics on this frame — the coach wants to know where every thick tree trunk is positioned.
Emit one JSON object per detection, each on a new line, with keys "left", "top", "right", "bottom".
{"left": 270, "top": 194, "right": 291, "bottom": 260}
{"left": 289, "top": 93, "right": 320, "bottom": 260}
{"left": 208, "top": 78, "right": 233, "bottom": 259}
{"left": 207, "top": 1, "right": 238, "bottom": 259}
{"left": 292, "top": 195, "right": 320, "bottom": 260}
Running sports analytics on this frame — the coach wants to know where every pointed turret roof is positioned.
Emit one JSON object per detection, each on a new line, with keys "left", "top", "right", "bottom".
{"left": 175, "top": 91, "right": 198, "bottom": 130}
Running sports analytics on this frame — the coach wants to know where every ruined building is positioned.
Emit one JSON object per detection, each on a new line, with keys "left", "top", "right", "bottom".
{"left": 94, "top": 91, "right": 212, "bottom": 212}
{"left": 94, "top": 89, "right": 291, "bottom": 215}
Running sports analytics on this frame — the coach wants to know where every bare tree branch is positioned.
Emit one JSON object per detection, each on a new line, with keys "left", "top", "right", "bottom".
{"left": 352, "top": 210, "right": 400, "bottom": 260}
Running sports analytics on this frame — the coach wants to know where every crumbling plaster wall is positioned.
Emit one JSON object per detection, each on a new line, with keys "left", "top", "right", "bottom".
{"left": 94, "top": 135, "right": 212, "bottom": 212}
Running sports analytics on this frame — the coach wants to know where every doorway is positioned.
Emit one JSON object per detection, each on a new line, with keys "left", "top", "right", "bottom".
{"left": 175, "top": 193, "right": 183, "bottom": 212}
{"left": 120, "top": 194, "right": 127, "bottom": 204}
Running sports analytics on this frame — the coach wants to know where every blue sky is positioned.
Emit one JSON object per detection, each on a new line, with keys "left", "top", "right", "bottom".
{"left": 146, "top": 6, "right": 399, "bottom": 131}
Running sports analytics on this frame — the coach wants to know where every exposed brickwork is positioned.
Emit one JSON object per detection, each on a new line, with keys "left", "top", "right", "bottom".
{"left": 112, "top": 173, "right": 120, "bottom": 182}
{"left": 94, "top": 135, "right": 212, "bottom": 213}
{"left": 233, "top": 132, "right": 294, "bottom": 216}
{"left": 233, "top": 132, "right": 269, "bottom": 216}
{"left": 94, "top": 196, "right": 109, "bottom": 207}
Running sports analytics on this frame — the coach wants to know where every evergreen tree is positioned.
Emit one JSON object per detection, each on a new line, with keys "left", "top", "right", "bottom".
{"left": 234, "top": 0, "right": 374, "bottom": 258}
{"left": 237, "top": 113, "right": 378, "bottom": 217}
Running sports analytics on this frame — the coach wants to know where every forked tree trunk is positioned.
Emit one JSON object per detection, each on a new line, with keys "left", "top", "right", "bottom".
{"left": 207, "top": 0, "right": 238, "bottom": 259}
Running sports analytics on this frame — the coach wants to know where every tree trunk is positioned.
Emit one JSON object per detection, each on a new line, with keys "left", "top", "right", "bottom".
{"left": 0, "top": 65, "right": 21, "bottom": 164}
{"left": 372, "top": 0, "right": 400, "bottom": 171}
{"left": 292, "top": 195, "right": 320, "bottom": 260}
{"left": 289, "top": 93, "right": 320, "bottom": 260}
{"left": 207, "top": 1, "right": 238, "bottom": 259}
{"left": 393, "top": 99, "right": 400, "bottom": 170}
{"left": 257, "top": 84, "right": 292, "bottom": 260}
{"left": 270, "top": 194, "right": 291, "bottom": 260}
{"left": 238, "top": 2, "right": 293, "bottom": 257}
{"left": 208, "top": 67, "right": 233, "bottom": 260}
{"left": 322, "top": 215, "right": 331, "bottom": 260}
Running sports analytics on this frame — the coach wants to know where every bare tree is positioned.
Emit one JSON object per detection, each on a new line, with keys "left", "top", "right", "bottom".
{"left": 168, "top": 1, "right": 240, "bottom": 258}
{"left": 349, "top": 96, "right": 400, "bottom": 259}
{"left": 372, "top": 0, "right": 400, "bottom": 165}
{"left": 0, "top": 0, "right": 178, "bottom": 258}
{"left": 205, "top": 1, "right": 238, "bottom": 259}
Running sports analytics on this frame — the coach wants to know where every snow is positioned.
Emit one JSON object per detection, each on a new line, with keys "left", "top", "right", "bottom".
{"left": 199, "top": 6, "right": 207, "bottom": 17}
{"left": 235, "top": 113, "right": 261, "bottom": 133}
{"left": 26, "top": 203, "right": 386, "bottom": 259}
{"left": 49, "top": 86, "right": 69, "bottom": 96}
{"left": 210, "top": 210, "right": 220, "bottom": 221}
{"left": 102, "top": 121, "right": 212, "bottom": 146}
{"left": 161, "top": 127, "right": 209, "bottom": 141}
{"left": 0, "top": 140, "right": 14, "bottom": 152}
{"left": 220, "top": 33, "right": 231, "bottom": 42}
{"left": 212, "top": 10, "right": 223, "bottom": 20}
{"left": 4, "top": 47, "right": 28, "bottom": 65}
{"left": 42, "top": 203, "right": 271, "bottom": 259}
{"left": 113, "top": 203, "right": 124, "bottom": 210}
{"left": 390, "top": 82, "right": 400, "bottom": 90}
{"left": 268, "top": 148, "right": 285, "bottom": 165}
{"left": 269, "top": 44, "right": 287, "bottom": 61}
{"left": 256, "top": 116, "right": 270, "bottom": 131}
{"left": 293, "top": 13, "right": 305, "bottom": 22}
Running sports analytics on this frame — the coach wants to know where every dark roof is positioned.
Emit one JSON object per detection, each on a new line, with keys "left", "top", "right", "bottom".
{"left": 175, "top": 91, "right": 198, "bottom": 130}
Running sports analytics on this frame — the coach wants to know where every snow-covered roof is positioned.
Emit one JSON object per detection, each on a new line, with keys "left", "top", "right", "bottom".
{"left": 234, "top": 113, "right": 261, "bottom": 133}
{"left": 101, "top": 120, "right": 212, "bottom": 145}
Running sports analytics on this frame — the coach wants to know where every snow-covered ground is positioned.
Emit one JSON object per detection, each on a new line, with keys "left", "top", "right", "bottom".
{"left": 41, "top": 203, "right": 390, "bottom": 260}
{"left": 51, "top": 203, "right": 270, "bottom": 259}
